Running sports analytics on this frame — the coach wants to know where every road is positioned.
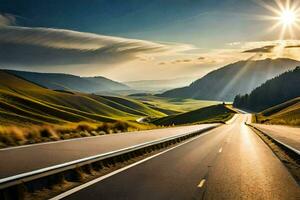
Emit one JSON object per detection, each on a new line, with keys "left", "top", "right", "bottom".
{"left": 252, "top": 124, "right": 300, "bottom": 151}
{"left": 59, "top": 114, "right": 300, "bottom": 200}
{"left": 0, "top": 124, "right": 217, "bottom": 179}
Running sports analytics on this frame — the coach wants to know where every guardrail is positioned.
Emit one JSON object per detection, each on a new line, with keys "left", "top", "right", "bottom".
{"left": 0, "top": 124, "right": 220, "bottom": 199}
{"left": 247, "top": 124, "right": 300, "bottom": 156}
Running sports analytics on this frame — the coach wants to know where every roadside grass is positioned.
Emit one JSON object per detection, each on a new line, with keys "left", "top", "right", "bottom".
{"left": 254, "top": 97, "right": 300, "bottom": 126}
{"left": 152, "top": 104, "right": 236, "bottom": 126}
{"left": 0, "top": 121, "right": 156, "bottom": 148}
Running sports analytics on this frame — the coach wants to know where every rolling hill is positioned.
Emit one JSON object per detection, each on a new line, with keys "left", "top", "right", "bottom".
{"left": 159, "top": 58, "right": 300, "bottom": 101}
{"left": 5, "top": 70, "right": 130, "bottom": 93}
{"left": 254, "top": 97, "right": 300, "bottom": 126}
{"left": 0, "top": 70, "right": 166, "bottom": 127}
{"left": 152, "top": 104, "right": 236, "bottom": 126}
{"left": 233, "top": 67, "right": 300, "bottom": 112}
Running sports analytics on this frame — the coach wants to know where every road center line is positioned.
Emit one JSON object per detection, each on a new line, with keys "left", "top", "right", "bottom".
{"left": 198, "top": 179, "right": 206, "bottom": 188}
{"left": 50, "top": 128, "right": 217, "bottom": 200}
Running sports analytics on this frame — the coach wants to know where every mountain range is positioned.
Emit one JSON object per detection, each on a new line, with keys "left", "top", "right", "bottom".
{"left": 159, "top": 58, "right": 300, "bottom": 101}
{"left": 5, "top": 70, "right": 130, "bottom": 93}
{"left": 124, "top": 77, "right": 195, "bottom": 92}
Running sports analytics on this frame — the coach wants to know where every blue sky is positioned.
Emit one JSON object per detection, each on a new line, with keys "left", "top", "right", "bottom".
{"left": 1, "top": 0, "right": 269, "bottom": 47}
{"left": 0, "top": 0, "right": 300, "bottom": 81}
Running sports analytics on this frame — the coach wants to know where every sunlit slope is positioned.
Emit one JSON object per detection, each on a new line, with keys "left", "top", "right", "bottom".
{"left": 255, "top": 97, "right": 300, "bottom": 126}
{"left": 160, "top": 58, "right": 300, "bottom": 101}
{"left": 152, "top": 104, "right": 236, "bottom": 126}
{"left": 97, "top": 95, "right": 166, "bottom": 117}
{"left": 0, "top": 71, "right": 166, "bottom": 126}
{"left": 234, "top": 67, "right": 300, "bottom": 112}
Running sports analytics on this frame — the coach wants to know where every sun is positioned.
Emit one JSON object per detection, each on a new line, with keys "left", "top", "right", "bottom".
{"left": 257, "top": 0, "right": 300, "bottom": 39}
{"left": 280, "top": 10, "right": 296, "bottom": 26}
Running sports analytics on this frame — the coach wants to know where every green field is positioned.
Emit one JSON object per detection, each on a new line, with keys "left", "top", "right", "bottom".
{"left": 130, "top": 94, "right": 221, "bottom": 113}
{"left": 253, "top": 97, "right": 300, "bottom": 126}
{"left": 152, "top": 104, "right": 236, "bottom": 126}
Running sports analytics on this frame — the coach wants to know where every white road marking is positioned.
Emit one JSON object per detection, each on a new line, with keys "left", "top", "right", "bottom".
{"left": 198, "top": 179, "right": 206, "bottom": 188}
{"left": 50, "top": 129, "right": 217, "bottom": 200}
{"left": 219, "top": 147, "right": 223, "bottom": 153}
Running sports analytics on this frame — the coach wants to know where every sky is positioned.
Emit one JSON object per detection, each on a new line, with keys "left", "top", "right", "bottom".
{"left": 1, "top": 0, "right": 300, "bottom": 81}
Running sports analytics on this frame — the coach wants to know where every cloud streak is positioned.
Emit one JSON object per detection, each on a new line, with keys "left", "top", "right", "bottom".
{"left": 243, "top": 45, "right": 275, "bottom": 53}
{"left": 0, "top": 13, "right": 15, "bottom": 26}
{"left": 0, "top": 26, "right": 191, "bottom": 68}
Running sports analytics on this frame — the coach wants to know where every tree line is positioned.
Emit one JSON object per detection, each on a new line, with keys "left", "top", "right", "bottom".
{"left": 233, "top": 66, "right": 300, "bottom": 112}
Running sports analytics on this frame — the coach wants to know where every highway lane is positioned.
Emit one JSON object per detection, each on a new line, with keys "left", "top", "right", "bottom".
{"left": 252, "top": 124, "right": 300, "bottom": 151}
{"left": 0, "top": 123, "right": 217, "bottom": 179}
{"left": 61, "top": 114, "right": 300, "bottom": 200}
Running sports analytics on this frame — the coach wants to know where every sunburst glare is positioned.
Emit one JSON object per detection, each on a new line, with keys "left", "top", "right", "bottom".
{"left": 280, "top": 10, "right": 296, "bottom": 25}
{"left": 257, "top": 0, "right": 300, "bottom": 40}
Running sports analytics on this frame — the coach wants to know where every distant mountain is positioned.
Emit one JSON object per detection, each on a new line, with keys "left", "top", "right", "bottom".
{"left": 159, "top": 58, "right": 300, "bottom": 101}
{"left": 84, "top": 76, "right": 130, "bottom": 91}
{"left": 124, "top": 77, "right": 195, "bottom": 92}
{"left": 233, "top": 67, "right": 300, "bottom": 112}
{"left": 5, "top": 70, "right": 130, "bottom": 93}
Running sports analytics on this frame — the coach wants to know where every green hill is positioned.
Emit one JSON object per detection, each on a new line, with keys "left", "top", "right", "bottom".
{"left": 254, "top": 97, "right": 300, "bottom": 126}
{"left": 233, "top": 67, "right": 300, "bottom": 112}
{"left": 152, "top": 104, "right": 236, "bottom": 126}
{"left": 0, "top": 70, "right": 166, "bottom": 127}
{"left": 160, "top": 58, "right": 300, "bottom": 101}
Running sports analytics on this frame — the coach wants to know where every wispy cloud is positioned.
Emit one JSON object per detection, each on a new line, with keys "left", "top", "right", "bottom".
{"left": 224, "top": 40, "right": 300, "bottom": 61}
{"left": 0, "top": 26, "right": 192, "bottom": 68}
{"left": 231, "top": 40, "right": 300, "bottom": 51}
{"left": 0, "top": 13, "right": 16, "bottom": 26}
{"left": 243, "top": 45, "right": 275, "bottom": 53}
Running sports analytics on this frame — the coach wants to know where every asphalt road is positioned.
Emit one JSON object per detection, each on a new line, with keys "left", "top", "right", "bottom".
{"left": 0, "top": 124, "right": 217, "bottom": 179}
{"left": 61, "top": 114, "right": 300, "bottom": 200}
{"left": 252, "top": 124, "right": 300, "bottom": 151}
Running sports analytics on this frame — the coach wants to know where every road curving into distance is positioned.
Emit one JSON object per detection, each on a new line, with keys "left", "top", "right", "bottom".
{"left": 55, "top": 114, "right": 300, "bottom": 200}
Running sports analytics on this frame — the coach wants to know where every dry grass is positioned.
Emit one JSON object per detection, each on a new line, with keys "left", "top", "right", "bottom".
{"left": 0, "top": 121, "right": 156, "bottom": 148}
{"left": 254, "top": 97, "right": 300, "bottom": 126}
